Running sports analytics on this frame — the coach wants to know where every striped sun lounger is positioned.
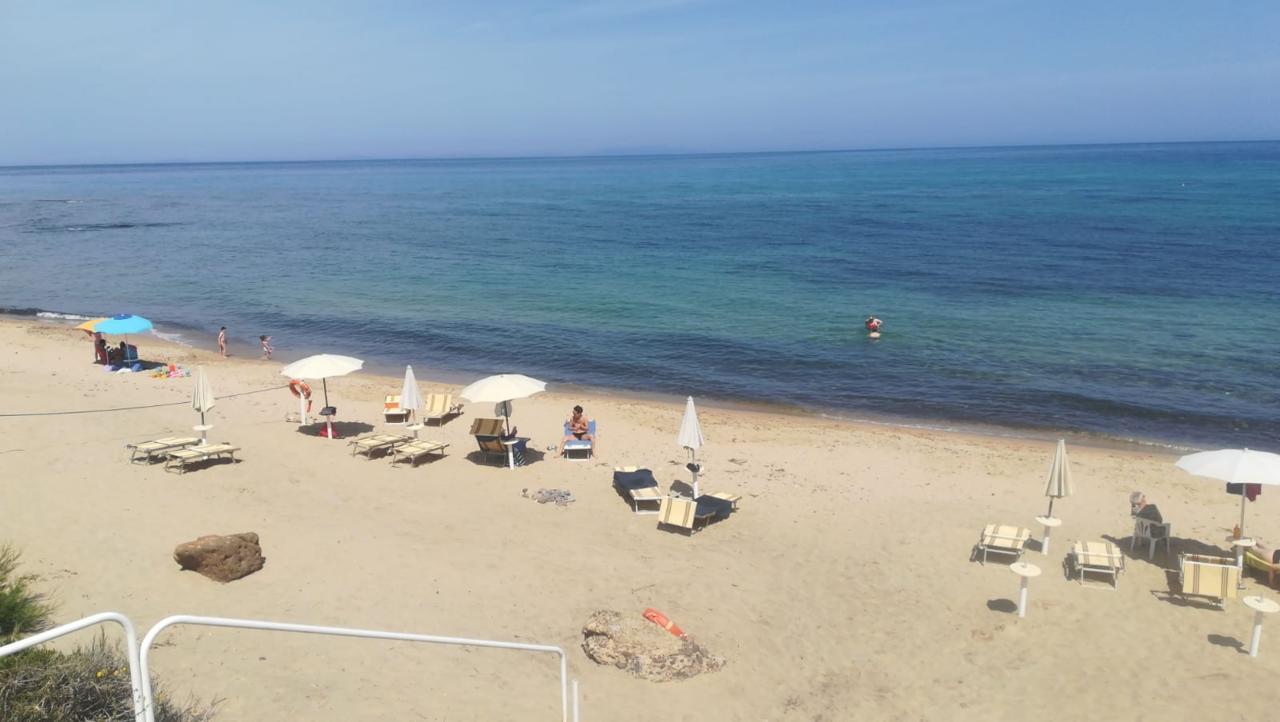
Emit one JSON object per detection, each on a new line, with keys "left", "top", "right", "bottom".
{"left": 1179, "top": 553, "right": 1240, "bottom": 609}
{"left": 1072, "top": 540, "right": 1125, "bottom": 588}
{"left": 423, "top": 394, "right": 463, "bottom": 425}
{"left": 348, "top": 433, "right": 411, "bottom": 458}
{"left": 128, "top": 437, "right": 200, "bottom": 464}
{"left": 975, "top": 524, "right": 1031, "bottom": 564}
{"left": 164, "top": 443, "right": 239, "bottom": 474}
{"left": 390, "top": 439, "right": 450, "bottom": 467}
{"left": 657, "top": 495, "right": 733, "bottom": 534}
{"left": 613, "top": 467, "right": 665, "bottom": 515}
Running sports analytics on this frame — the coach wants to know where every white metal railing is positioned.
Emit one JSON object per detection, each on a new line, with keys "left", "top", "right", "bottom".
{"left": 0, "top": 611, "right": 146, "bottom": 722}
{"left": 0, "top": 612, "right": 580, "bottom": 721}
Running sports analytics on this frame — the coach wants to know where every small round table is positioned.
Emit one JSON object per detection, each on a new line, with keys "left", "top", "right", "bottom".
{"left": 1035, "top": 516, "right": 1063, "bottom": 556}
{"left": 193, "top": 424, "right": 214, "bottom": 446}
{"left": 1243, "top": 595, "right": 1280, "bottom": 658}
{"left": 501, "top": 439, "right": 519, "bottom": 469}
{"left": 406, "top": 424, "right": 425, "bottom": 440}
{"left": 1229, "top": 537, "right": 1256, "bottom": 591}
{"left": 1010, "top": 561, "right": 1042, "bottom": 619}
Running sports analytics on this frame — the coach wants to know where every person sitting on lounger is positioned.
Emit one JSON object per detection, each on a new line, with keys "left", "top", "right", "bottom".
{"left": 1251, "top": 539, "right": 1280, "bottom": 565}
{"left": 559, "top": 405, "right": 593, "bottom": 456}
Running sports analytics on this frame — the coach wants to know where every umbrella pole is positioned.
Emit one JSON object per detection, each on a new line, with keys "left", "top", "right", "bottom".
{"left": 322, "top": 378, "right": 333, "bottom": 440}
{"left": 691, "top": 450, "right": 700, "bottom": 500}
{"left": 1241, "top": 494, "right": 1248, "bottom": 537}
{"left": 1047, "top": 498, "right": 1055, "bottom": 519}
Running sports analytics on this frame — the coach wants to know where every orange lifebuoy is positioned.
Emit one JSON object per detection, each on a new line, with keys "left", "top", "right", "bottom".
{"left": 288, "top": 379, "right": 313, "bottom": 413}
{"left": 642, "top": 608, "right": 687, "bottom": 639}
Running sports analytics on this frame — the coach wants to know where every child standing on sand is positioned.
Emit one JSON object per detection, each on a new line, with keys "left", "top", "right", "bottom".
{"left": 218, "top": 326, "right": 227, "bottom": 357}
{"left": 260, "top": 335, "right": 273, "bottom": 360}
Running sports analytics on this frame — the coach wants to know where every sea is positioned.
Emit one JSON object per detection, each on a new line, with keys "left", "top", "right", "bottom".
{"left": 1, "top": 142, "right": 1278, "bottom": 449}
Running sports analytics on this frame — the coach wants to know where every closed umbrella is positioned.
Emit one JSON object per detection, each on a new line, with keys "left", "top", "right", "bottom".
{"left": 1043, "top": 439, "right": 1073, "bottom": 518}
{"left": 399, "top": 365, "right": 424, "bottom": 429}
{"left": 1175, "top": 449, "right": 1280, "bottom": 536}
{"left": 280, "top": 354, "right": 364, "bottom": 439}
{"left": 677, "top": 396, "right": 705, "bottom": 498}
{"left": 459, "top": 374, "right": 546, "bottom": 433}
{"left": 191, "top": 366, "right": 216, "bottom": 445}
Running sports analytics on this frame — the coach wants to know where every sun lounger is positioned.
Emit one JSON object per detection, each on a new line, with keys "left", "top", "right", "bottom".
{"left": 164, "top": 443, "right": 239, "bottom": 474}
{"left": 1072, "top": 540, "right": 1125, "bottom": 588}
{"left": 613, "top": 467, "right": 665, "bottom": 514}
{"left": 423, "top": 393, "right": 463, "bottom": 425}
{"left": 657, "top": 496, "right": 719, "bottom": 534}
{"left": 348, "top": 433, "right": 412, "bottom": 458}
{"left": 704, "top": 491, "right": 742, "bottom": 510}
{"left": 974, "top": 524, "right": 1031, "bottom": 564}
{"left": 563, "top": 420, "right": 596, "bottom": 460}
{"left": 390, "top": 439, "right": 450, "bottom": 467}
{"left": 470, "top": 418, "right": 509, "bottom": 465}
{"left": 128, "top": 437, "right": 200, "bottom": 464}
{"left": 1244, "top": 548, "right": 1280, "bottom": 589}
{"left": 384, "top": 395, "right": 410, "bottom": 425}
{"left": 1179, "top": 553, "right": 1239, "bottom": 609}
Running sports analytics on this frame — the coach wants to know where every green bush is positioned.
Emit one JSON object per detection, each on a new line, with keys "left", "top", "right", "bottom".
{"left": 0, "top": 545, "right": 218, "bottom": 721}
{"left": 0, "top": 545, "right": 54, "bottom": 641}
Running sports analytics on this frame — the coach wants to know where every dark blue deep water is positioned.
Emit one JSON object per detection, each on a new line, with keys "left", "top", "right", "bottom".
{"left": 2, "top": 143, "right": 1278, "bottom": 447}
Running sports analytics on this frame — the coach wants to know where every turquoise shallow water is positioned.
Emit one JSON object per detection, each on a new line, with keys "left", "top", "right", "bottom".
{"left": 1, "top": 142, "right": 1278, "bottom": 447}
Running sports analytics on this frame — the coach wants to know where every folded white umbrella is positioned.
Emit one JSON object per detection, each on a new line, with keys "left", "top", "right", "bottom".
{"left": 191, "top": 366, "right": 216, "bottom": 444}
{"left": 1176, "top": 448, "right": 1280, "bottom": 536}
{"left": 1042, "top": 439, "right": 1073, "bottom": 518}
{"left": 460, "top": 374, "right": 546, "bottom": 434}
{"left": 678, "top": 396, "right": 706, "bottom": 498}
{"left": 399, "top": 365, "right": 424, "bottom": 419}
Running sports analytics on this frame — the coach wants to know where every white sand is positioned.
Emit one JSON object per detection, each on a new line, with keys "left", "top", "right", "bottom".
{"left": 2, "top": 318, "right": 1277, "bottom": 720}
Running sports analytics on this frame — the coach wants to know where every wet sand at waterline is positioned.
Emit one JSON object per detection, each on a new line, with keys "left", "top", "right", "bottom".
{"left": 2, "top": 318, "right": 1277, "bottom": 721}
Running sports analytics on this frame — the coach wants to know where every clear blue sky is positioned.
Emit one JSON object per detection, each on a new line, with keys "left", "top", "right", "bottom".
{"left": 2, "top": 1, "right": 1277, "bottom": 165}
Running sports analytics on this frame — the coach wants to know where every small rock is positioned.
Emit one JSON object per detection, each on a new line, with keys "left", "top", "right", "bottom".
{"left": 173, "top": 532, "right": 265, "bottom": 583}
{"left": 581, "top": 610, "right": 724, "bottom": 682}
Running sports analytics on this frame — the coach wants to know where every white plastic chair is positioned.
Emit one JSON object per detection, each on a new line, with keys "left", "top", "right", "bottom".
{"left": 1131, "top": 516, "right": 1172, "bottom": 558}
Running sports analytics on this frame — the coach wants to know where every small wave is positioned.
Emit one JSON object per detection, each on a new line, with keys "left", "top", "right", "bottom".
{"left": 36, "top": 311, "right": 95, "bottom": 321}
{"left": 151, "top": 330, "right": 191, "bottom": 347}
{"left": 28, "top": 221, "right": 182, "bottom": 233}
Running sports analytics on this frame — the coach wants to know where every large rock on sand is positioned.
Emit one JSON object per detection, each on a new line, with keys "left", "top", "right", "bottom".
{"left": 581, "top": 610, "right": 725, "bottom": 682}
{"left": 173, "top": 533, "right": 265, "bottom": 583}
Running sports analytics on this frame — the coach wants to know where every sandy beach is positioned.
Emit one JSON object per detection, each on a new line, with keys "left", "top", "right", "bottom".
{"left": 3, "top": 316, "right": 1278, "bottom": 721}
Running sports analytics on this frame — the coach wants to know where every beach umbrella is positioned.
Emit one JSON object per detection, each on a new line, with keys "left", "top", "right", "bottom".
{"left": 93, "top": 314, "right": 153, "bottom": 335}
{"left": 191, "top": 366, "right": 216, "bottom": 445}
{"left": 76, "top": 317, "right": 109, "bottom": 335}
{"left": 1175, "top": 449, "right": 1280, "bottom": 536}
{"left": 459, "top": 373, "right": 546, "bottom": 433}
{"left": 399, "top": 365, "right": 424, "bottom": 423}
{"left": 677, "top": 396, "right": 705, "bottom": 498}
{"left": 280, "top": 354, "right": 363, "bottom": 438}
{"left": 1043, "top": 439, "right": 1073, "bottom": 518}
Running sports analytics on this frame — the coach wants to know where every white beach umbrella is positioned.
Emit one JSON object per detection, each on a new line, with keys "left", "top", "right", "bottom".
{"left": 279, "top": 354, "right": 364, "bottom": 409}
{"left": 399, "top": 365, "right": 424, "bottom": 421}
{"left": 460, "top": 373, "right": 546, "bottom": 433}
{"left": 1042, "top": 439, "right": 1073, "bottom": 518}
{"left": 1175, "top": 449, "right": 1280, "bottom": 536}
{"left": 191, "top": 366, "right": 216, "bottom": 445}
{"left": 677, "top": 396, "right": 706, "bottom": 498}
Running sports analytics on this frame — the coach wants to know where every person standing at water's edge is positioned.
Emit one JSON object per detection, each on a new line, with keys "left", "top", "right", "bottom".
{"left": 218, "top": 326, "right": 227, "bottom": 357}
{"left": 260, "top": 335, "right": 273, "bottom": 360}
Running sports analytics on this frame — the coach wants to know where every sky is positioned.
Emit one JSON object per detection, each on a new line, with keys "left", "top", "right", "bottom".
{"left": 1, "top": 1, "right": 1278, "bottom": 165}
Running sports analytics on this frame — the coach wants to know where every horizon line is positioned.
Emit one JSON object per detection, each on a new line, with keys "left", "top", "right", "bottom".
{"left": 2, "top": 137, "right": 1277, "bottom": 171}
